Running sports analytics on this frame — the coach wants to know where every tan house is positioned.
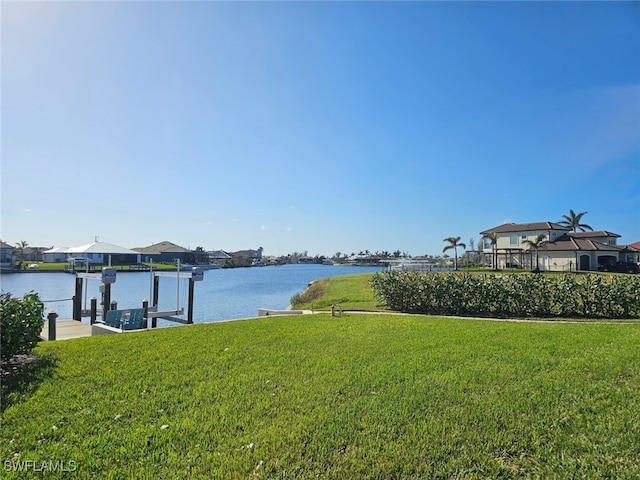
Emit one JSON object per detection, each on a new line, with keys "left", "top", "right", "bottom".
{"left": 626, "top": 241, "right": 640, "bottom": 264}
{"left": 480, "top": 222, "right": 631, "bottom": 272}
{"left": 134, "top": 241, "right": 205, "bottom": 264}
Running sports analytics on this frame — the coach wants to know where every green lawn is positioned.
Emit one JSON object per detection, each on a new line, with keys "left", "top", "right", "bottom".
{"left": 291, "top": 273, "right": 382, "bottom": 311}
{"left": 2, "top": 313, "right": 639, "bottom": 478}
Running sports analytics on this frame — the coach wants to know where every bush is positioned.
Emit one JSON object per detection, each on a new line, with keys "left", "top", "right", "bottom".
{"left": 370, "top": 271, "right": 640, "bottom": 319}
{"left": 1, "top": 292, "right": 45, "bottom": 361}
{"left": 290, "top": 280, "right": 326, "bottom": 307}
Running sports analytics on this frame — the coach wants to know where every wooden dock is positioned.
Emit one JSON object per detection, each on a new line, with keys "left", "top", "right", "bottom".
{"left": 40, "top": 320, "right": 93, "bottom": 341}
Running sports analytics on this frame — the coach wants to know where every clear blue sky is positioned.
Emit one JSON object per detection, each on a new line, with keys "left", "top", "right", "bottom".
{"left": 2, "top": 1, "right": 639, "bottom": 257}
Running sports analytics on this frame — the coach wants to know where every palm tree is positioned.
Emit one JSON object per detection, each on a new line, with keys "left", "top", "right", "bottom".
{"left": 482, "top": 232, "right": 498, "bottom": 270}
{"left": 442, "top": 236, "right": 466, "bottom": 271}
{"left": 559, "top": 209, "right": 593, "bottom": 232}
{"left": 14, "top": 240, "right": 29, "bottom": 266}
{"left": 523, "top": 234, "right": 548, "bottom": 272}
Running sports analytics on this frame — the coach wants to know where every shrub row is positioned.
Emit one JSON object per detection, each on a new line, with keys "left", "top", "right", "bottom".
{"left": 370, "top": 271, "right": 640, "bottom": 319}
{"left": 1, "top": 292, "right": 45, "bottom": 361}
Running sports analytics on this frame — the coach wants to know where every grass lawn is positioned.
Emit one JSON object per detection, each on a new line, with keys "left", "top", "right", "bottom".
{"left": 291, "top": 273, "right": 381, "bottom": 311}
{"left": 2, "top": 313, "right": 639, "bottom": 478}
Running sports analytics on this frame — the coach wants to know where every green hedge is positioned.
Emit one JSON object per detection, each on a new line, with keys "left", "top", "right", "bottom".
{"left": 370, "top": 271, "right": 640, "bottom": 319}
{"left": 0, "top": 292, "right": 45, "bottom": 361}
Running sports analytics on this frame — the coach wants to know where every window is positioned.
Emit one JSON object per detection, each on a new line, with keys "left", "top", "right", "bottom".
{"left": 510, "top": 235, "right": 518, "bottom": 245}
{"left": 521, "top": 234, "right": 527, "bottom": 240}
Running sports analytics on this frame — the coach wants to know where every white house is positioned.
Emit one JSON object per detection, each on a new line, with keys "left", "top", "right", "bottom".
{"left": 480, "top": 222, "right": 631, "bottom": 272}
{"left": 43, "top": 242, "right": 141, "bottom": 265}
{"left": 42, "top": 246, "right": 70, "bottom": 263}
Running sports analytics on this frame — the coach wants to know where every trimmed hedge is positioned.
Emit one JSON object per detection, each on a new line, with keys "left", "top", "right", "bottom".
{"left": 370, "top": 271, "right": 640, "bottom": 319}
{"left": 0, "top": 292, "right": 45, "bottom": 361}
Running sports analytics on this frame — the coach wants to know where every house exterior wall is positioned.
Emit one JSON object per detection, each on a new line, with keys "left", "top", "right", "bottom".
{"left": 543, "top": 252, "right": 578, "bottom": 272}
{"left": 493, "top": 229, "right": 562, "bottom": 251}
{"left": 157, "top": 252, "right": 194, "bottom": 263}
{"left": 625, "top": 251, "right": 640, "bottom": 263}
{"left": 494, "top": 250, "right": 584, "bottom": 272}
{"left": 43, "top": 252, "right": 68, "bottom": 263}
{"left": 495, "top": 249, "right": 623, "bottom": 272}
{"left": 592, "top": 236, "right": 616, "bottom": 246}
{"left": 67, "top": 253, "right": 105, "bottom": 264}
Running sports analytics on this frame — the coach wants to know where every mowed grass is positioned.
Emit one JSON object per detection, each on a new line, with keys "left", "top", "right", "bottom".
{"left": 2, "top": 314, "right": 640, "bottom": 478}
{"left": 292, "top": 273, "right": 381, "bottom": 311}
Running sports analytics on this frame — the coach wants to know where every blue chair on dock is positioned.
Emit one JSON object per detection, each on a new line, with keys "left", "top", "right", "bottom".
{"left": 104, "top": 310, "right": 123, "bottom": 328}
{"left": 122, "top": 308, "right": 146, "bottom": 330}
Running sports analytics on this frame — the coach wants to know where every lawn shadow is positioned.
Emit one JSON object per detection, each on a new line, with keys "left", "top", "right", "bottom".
{"left": 1, "top": 353, "right": 58, "bottom": 414}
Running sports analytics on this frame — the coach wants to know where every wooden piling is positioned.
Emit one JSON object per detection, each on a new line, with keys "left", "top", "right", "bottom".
{"left": 142, "top": 299, "right": 149, "bottom": 329}
{"left": 103, "top": 283, "right": 111, "bottom": 320}
{"left": 73, "top": 277, "right": 83, "bottom": 320}
{"left": 90, "top": 297, "right": 97, "bottom": 324}
{"left": 152, "top": 276, "right": 160, "bottom": 328}
{"left": 188, "top": 278, "right": 195, "bottom": 324}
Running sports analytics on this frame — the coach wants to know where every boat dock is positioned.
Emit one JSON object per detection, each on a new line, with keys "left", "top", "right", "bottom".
{"left": 40, "top": 320, "right": 93, "bottom": 341}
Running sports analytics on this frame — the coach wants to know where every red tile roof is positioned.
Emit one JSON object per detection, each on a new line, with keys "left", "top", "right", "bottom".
{"left": 541, "top": 234, "right": 624, "bottom": 252}
{"left": 570, "top": 231, "right": 620, "bottom": 238}
{"left": 628, "top": 241, "right": 640, "bottom": 250}
{"left": 480, "top": 222, "right": 570, "bottom": 235}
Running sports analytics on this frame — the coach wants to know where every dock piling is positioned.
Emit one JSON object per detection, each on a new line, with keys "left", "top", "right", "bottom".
{"left": 142, "top": 299, "right": 149, "bottom": 329}
{"left": 90, "top": 297, "right": 97, "bottom": 324}
{"left": 73, "top": 277, "right": 82, "bottom": 320}
{"left": 47, "top": 310, "right": 58, "bottom": 341}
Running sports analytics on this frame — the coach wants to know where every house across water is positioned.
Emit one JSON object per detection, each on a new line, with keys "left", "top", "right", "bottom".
{"left": 480, "top": 222, "right": 639, "bottom": 272}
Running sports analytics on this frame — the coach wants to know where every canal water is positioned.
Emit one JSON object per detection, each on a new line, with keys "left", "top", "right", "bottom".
{"left": 0, "top": 264, "right": 384, "bottom": 325}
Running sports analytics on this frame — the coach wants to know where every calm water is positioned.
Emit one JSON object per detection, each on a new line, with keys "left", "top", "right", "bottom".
{"left": 0, "top": 264, "right": 384, "bottom": 325}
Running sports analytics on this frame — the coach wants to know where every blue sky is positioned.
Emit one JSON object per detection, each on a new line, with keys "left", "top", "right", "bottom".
{"left": 2, "top": 1, "right": 639, "bottom": 257}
